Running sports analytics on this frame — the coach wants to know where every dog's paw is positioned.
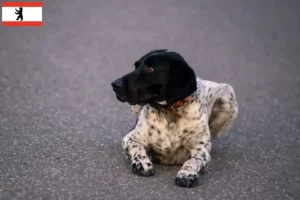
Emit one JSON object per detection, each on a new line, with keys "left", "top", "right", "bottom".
{"left": 131, "top": 159, "right": 155, "bottom": 177}
{"left": 175, "top": 171, "right": 199, "bottom": 188}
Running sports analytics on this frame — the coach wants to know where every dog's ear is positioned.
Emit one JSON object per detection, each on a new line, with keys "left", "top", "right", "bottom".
{"left": 165, "top": 52, "right": 197, "bottom": 105}
{"left": 134, "top": 49, "right": 168, "bottom": 69}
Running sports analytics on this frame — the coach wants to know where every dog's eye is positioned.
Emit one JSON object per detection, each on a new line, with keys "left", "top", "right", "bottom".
{"left": 146, "top": 67, "right": 154, "bottom": 72}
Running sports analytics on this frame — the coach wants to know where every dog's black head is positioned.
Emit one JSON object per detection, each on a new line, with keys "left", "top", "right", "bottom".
{"left": 111, "top": 49, "right": 197, "bottom": 107}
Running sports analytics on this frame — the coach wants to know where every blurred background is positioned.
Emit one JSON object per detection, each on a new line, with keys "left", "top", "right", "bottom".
{"left": 0, "top": 0, "right": 299, "bottom": 199}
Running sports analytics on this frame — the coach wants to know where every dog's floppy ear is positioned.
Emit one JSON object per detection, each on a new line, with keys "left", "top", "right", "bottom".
{"left": 134, "top": 49, "right": 168, "bottom": 69}
{"left": 165, "top": 52, "right": 197, "bottom": 105}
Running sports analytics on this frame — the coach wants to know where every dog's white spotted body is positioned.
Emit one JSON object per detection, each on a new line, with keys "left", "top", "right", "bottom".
{"left": 122, "top": 76, "right": 238, "bottom": 187}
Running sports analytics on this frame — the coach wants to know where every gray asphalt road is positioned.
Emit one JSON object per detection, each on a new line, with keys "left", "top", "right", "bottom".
{"left": 1, "top": 0, "right": 300, "bottom": 199}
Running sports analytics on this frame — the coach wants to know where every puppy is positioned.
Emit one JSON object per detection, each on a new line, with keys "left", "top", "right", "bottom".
{"left": 111, "top": 49, "right": 238, "bottom": 187}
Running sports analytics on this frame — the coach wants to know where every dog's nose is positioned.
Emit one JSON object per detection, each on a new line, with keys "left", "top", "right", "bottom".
{"left": 111, "top": 79, "right": 123, "bottom": 91}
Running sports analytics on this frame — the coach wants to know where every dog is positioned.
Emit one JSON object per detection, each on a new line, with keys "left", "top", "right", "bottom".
{"left": 111, "top": 49, "right": 238, "bottom": 188}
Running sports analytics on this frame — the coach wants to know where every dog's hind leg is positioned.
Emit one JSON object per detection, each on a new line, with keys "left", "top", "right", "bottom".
{"left": 208, "top": 84, "right": 238, "bottom": 138}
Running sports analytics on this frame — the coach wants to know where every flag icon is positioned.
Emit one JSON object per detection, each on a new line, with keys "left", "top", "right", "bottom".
{"left": 2, "top": 2, "right": 42, "bottom": 26}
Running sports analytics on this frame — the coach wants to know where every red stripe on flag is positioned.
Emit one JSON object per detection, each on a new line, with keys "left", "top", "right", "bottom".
{"left": 2, "top": 2, "right": 42, "bottom": 7}
{"left": 2, "top": 21, "right": 42, "bottom": 26}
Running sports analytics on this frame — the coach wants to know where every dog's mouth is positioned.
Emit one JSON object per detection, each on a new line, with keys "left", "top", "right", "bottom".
{"left": 116, "top": 94, "right": 139, "bottom": 105}
{"left": 116, "top": 95, "right": 126, "bottom": 103}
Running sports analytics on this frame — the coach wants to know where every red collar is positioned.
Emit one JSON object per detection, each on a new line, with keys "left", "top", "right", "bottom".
{"left": 166, "top": 96, "right": 191, "bottom": 118}
{"left": 169, "top": 96, "right": 191, "bottom": 108}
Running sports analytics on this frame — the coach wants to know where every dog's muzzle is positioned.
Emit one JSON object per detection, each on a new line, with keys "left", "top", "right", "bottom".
{"left": 111, "top": 78, "right": 126, "bottom": 102}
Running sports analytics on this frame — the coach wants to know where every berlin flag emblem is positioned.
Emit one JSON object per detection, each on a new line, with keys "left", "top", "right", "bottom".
{"left": 2, "top": 2, "right": 42, "bottom": 26}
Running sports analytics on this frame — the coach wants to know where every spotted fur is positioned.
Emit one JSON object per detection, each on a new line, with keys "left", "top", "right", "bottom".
{"left": 122, "top": 77, "right": 238, "bottom": 187}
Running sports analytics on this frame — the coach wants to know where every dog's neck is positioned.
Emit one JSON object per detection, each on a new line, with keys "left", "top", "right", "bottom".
{"left": 156, "top": 100, "right": 167, "bottom": 105}
{"left": 149, "top": 96, "right": 191, "bottom": 119}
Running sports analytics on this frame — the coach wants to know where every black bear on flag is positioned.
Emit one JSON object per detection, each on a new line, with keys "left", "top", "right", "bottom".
{"left": 15, "top": 7, "right": 23, "bottom": 21}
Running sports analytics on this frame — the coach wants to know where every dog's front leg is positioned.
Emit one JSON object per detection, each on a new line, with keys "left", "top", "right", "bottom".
{"left": 122, "top": 135, "right": 155, "bottom": 177}
{"left": 175, "top": 135, "right": 211, "bottom": 188}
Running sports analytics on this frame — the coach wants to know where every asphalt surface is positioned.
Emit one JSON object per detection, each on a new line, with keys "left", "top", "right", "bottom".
{"left": 1, "top": 0, "right": 300, "bottom": 199}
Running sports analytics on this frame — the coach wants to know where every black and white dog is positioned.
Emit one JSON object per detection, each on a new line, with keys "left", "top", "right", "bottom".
{"left": 111, "top": 49, "right": 238, "bottom": 188}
